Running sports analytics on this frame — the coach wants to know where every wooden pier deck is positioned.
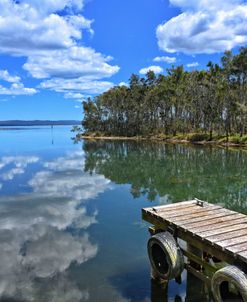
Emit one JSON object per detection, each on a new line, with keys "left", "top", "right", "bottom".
{"left": 142, "top": 199, "right": 247, "bottom": 265}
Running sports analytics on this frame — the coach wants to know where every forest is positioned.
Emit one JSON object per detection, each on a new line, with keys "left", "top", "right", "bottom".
{"left": 82, "top": 48, "right": 247, "bottom": 142}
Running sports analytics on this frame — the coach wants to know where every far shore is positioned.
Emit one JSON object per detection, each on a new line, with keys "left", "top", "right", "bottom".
{"left": 78, "top": 134, "right": 247, "bottom": 148}
{"left": 0, "top": 127, "right": 41, "bottom": 131}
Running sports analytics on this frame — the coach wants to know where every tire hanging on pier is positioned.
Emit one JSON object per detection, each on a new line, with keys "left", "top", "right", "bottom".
{"left": 211, "top": 265, "right": 247, "bottom": 302}
{"left": 147, "top": 231, "right": 184, "bottom": 280}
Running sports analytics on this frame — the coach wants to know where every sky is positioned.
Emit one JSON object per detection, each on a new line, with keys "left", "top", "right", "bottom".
{"left": 0, "top": 0, "right": 247, "bottom": 120}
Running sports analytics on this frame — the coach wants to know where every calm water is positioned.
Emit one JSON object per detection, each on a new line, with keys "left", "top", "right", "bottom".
{"left": 0, "top": 126, "right": 247, "bottom": 302}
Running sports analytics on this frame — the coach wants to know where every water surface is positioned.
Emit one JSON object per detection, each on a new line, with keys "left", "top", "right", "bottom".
{"left": 0, "top": 126, "right": 246, "bottom": 301}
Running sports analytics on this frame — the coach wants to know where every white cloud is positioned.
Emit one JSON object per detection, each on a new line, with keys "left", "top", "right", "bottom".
{"left": 0, "top": 0, "right": 89, "bottom": 56}
{"left": 40, "top": 77, "right": 114, "bottom": 95}
{"left": 0, "top": 0, "right": 119, "bottom": 97}
{"left": 139, "top": 65, "right": 163, "bottom": 75}
{"left": 64, "top": 92, "right": 86, "bottom": 99}
{"left": 64, "top": 92, "right": 89, "bottom": 103}
{"left": 157, "top": 0, "right": 247, "bottom": 54}
{"left": 0, "top": 82, "right": 37, "bottom": 95}
{"left": 0, "top": 70, "right": 20, "bottom": 83}
{"left": 169, "top": 0, "right": 240, "bottom": 11}
{"left": 153, "top": 56, "right": 177, "bottom": 63}
{"left": 18, "top": 0, "right": 85, "bottom": 15}
{"left": 186, "top": 62, "right": 199, "bottom": 67}
{"left": 119, "top": 82, "right": 128, "bottom": 86}
{"left": 23, "top": 46, "right": 119, "bottom": 80}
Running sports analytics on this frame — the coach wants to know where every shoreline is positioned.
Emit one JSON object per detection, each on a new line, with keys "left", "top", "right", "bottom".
{"left": 78, "top": 135, "right": 247, "bottom": 148}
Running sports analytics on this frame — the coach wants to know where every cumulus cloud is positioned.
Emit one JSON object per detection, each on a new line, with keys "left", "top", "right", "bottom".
{"left": 0, "top": 82, "right": 37, "bottom": 95}
{"left": 186, "top": 62, "right": 199, "bottom": 67}
{"left": 23, "top": 46, "right": 119, "bottom": 80}
{"left": 153, "top": 56, "right": 177, "bottom": 63}
{"left": 40, "top": 77, "right": 115, "bottom": 95}
{"left": 139, "top": 65, "right": 164, "bottom": 75}
{"left": 0, "top": 0, "right": 119, "bottom": 97}
{"left": 0, "top": 70, "right": 20, "bottom": 83}
{"left": 0, "top": 0, "right": 89, "bottom": 56}
{"left": 64, "top": 92, "right": 87, "bottom": 99}
{"left": 119, "top": 82, "right": 128, "bottom": 87}
{"left": 157, "top": 0, "right": 247, "bottom": 54}
{"left": 14, "top": 0, "right": 85, "bottom": 16}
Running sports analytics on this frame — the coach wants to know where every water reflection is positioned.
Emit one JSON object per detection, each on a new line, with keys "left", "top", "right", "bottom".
{"left": 0, "top": 134, "right": 247, "bottom": 301}
{"left": 0, "top": 156, "right": 39, "bottom": 181}
{"left": 83, "top": 140, "right": 247, "bottom": 212}
{"left": 0, "top": 150, "right": 111, "bottom": 301}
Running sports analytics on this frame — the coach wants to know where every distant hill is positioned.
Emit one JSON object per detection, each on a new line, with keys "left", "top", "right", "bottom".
{"left": 0, "top": 120, "right": 81, "bottom": 126}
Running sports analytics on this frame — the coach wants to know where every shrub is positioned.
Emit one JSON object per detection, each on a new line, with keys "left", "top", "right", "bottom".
{"left": 186, "top": 133, "right": 209, "bottom": 142}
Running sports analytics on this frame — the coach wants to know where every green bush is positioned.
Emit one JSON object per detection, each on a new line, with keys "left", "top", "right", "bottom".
{"left": 186, "top": 133, "right": 209, "bottom": 142}
{"left": 228, "top": 134, "right": 247, "bottom": 144}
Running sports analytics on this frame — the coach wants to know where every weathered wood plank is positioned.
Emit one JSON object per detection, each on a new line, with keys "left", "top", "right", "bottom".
{"left": 185, "top": 264, "right": 211, "bottom": 285}
{"left": 163, "top": 205, "right": 222, "bottom": 219}
{"left": 176, "top": 213, "right": 237, "bottom": 226}
{"left": 196, "top": 220, "right": 247, "bottom": 236}
{"left": 226, "top": 242, "right": 247, "bottom": 254}
{"left": 144, "top": 200, "right": 196, "bottom": 213}
{"left": 168, "top": 208, "right": 233, "bottom": 224}
{"left": 182, "top": 213, "right": 245, "bottom": 229}
{"left": 239, "top": 250, "right": 247, "bottom": 258}
{"left": 216, "top": 235, "right": 247, "bottom": 248}
{"left": 206, "top": 228, "right": 247, "bottom": 242}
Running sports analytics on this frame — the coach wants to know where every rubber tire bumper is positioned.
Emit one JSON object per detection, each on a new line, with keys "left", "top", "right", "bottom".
{"left": 212, "top": 265, "right": 247, "bottom": 302}
{"left": 147, "top": 231, "right": 184, "bottom": 280}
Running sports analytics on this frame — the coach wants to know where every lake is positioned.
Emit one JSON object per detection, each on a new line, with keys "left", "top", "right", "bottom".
{"left": 0, "top": 126, "right": 246, "bottom": 302}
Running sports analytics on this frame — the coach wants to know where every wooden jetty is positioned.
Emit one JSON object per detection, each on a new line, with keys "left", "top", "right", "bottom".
{"left": 142, "top": 199, "right": 247, "bottom": 301}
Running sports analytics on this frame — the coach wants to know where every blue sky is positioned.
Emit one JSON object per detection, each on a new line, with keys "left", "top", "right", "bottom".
{"left": 0, "top": 0, "right": 247, "bottom": 120}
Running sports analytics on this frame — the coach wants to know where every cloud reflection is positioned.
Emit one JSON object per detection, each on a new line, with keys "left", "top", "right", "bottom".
{"left": 0, "top": 151, "right": 111, "bottom": 301}
{"left": 0, "top": 156, "right": 39, "bottom": 181}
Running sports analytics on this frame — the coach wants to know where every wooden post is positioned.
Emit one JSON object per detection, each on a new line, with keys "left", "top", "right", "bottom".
{"left": 150, "top": 278, "right": 168, "bottom": 302}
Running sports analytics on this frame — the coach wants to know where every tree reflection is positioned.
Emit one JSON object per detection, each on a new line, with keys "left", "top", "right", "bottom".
{"left": 83, "top": 140, "right": 247, "bottom": 212}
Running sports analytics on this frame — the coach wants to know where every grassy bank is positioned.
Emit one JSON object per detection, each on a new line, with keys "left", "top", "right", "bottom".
{"left": 78, "top": 132, "right": 247, "bottom": 147}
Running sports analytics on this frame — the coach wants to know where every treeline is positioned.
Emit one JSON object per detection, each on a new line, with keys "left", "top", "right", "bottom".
{"left": 82, "top": 48, "right": 247, "bottom": 139}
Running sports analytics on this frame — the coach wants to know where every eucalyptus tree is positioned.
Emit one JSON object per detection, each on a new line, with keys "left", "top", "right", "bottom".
{"left": 81, "top": 47, "right": 247, "bottom": 139}
{"left": 231, "top": 47, "right": 247, "bottom": 135}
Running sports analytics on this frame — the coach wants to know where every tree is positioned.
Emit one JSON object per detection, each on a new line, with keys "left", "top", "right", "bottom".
{"left": 81, "top": 48, "right": 247, "bottom": 139}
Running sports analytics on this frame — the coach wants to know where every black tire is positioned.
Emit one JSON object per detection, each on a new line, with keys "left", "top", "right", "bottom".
{"left": 212, "top": 265, "right": 247, "bottom": 302}
{"left": 147, "top": 231, "right": 184, "bottom": 280}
